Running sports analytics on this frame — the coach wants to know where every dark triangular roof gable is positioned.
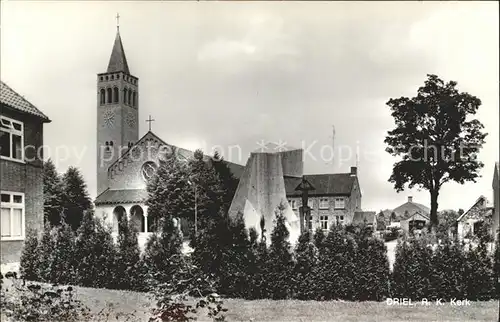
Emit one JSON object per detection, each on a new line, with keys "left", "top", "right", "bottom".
{"left": 107, "top": 30, "right": 130, "bottom": 74}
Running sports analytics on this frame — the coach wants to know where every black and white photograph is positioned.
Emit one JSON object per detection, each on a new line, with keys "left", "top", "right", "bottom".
{"left": 0, "top": 1, "right": 499, "bottom": 321}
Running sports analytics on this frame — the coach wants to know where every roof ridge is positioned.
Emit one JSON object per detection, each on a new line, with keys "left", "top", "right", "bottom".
{"left": 0, "top": 80, "right": 51, "bottom": 121}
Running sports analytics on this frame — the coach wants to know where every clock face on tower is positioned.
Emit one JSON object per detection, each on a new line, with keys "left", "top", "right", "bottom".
{"left": 126, "top": 112, "right": 136, "bottom": 128}
{"left": 103, "top": 110, "right": 115, "bottom": 128}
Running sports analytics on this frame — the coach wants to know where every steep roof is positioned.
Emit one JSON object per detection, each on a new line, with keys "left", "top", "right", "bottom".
{"left": 0, "top": 81, "right": 51, "bottom": 122}
{"left": 457, "top": 195, "right": 488, "bottom": 222}
{"left": 95, "top": 188, "right": 147, "bottom": 205}
{"left": 285, "top": 173, "right": 356, "bottom": 197}
{"left": 392, "top": 200, "right": 430, "bottom": 220}
{"left": 107, "top": 30, "right": 130, "bottom": 74}
{"left": 352, "top": 211, "right": 376, "bottom": 225}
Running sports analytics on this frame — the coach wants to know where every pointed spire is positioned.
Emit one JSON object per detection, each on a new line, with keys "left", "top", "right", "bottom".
{"left": 107, "top": 16, "right": 130, "bottom": 74}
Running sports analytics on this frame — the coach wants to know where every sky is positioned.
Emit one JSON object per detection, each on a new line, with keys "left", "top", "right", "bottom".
{"left": 1, "top": 1, "right": 498, "bottom": 213}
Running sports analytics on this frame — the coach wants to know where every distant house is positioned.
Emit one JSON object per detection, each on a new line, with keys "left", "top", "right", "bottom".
{"left": 383, "top": 196, "right": 430, "bottom": 234}
{"left": 285, "top": 167, "right": 362, "bottom": 232}
{"left": 457, "top": 195, "right": 493, "bottom": 240}
{"left": 392, "top": 196, "right": 430, "bottom": 221}
{"left": 1, "top": 81, "right": 51, "bottom": 265}
{"left": 493, "top": 162, "right": 499, "bottom": 240}
{"left": 400, "top": 212, "right": 430, "bottom": 235}
{"left": 352, "top": 211, "right": 377, "bottom": 231}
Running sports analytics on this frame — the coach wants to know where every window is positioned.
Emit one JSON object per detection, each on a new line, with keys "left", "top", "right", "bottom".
{"left": 336, "top": 215, "right": 345, "bottom": 225}
{"left": 288, "top": 199, "right": 297, "bottom": 210}
{"left": 123, "top": 88, "right": 128, "bottom": 105}
{"left": 334, "top": 197, "right": 345, "bottom": 209}
{"left": 106, "top": 88, "right": 112, "bottom": 103}
{"left": 113, "top": 87, "right": 119, "bottom": 103}
{"left": 100, "top": 89, "right": 105, "bottom": 104}
{"left": 308, "top": 199, "right": 313, "bottom": 209}
{"left": 1, "top": 192, "right": 24, "bottom": 240}
{"left": 319, "top": 198, "right": 329, "bottom": 209}
{"left": 320, "top": 215, "right": 329, "bottom": 231}
{"left": 0, "top": 116, "right": 24, "bottom": 162}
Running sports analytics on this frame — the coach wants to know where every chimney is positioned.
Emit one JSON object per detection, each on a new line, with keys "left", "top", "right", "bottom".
{"left": 350, "top": 166, "right": 357, "bottom": 176}
{"left": 408, "top": 196, "right": 413, "bottom": 203}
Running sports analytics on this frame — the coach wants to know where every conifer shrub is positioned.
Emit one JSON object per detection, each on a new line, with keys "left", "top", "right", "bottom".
{"left": 218, "top": 213, "right": 251, "bottom": 298}
{"left": 353, "top": 233, "right": 390, "bottom": 301}
{"left": 265, "top": 204, "right": 295, "bottom": 300}
{"left": 315, "top": 224, "right": 356, "bottom": 300}
{"left": 114, "top": 214, "right": 143, "bottom": 291}
{"left": 431, "top": 236, "right": 467, "bottom": 300}
{"left": 142, "top": 216, "right": 185, "bottom": 292}
{"left": 292, "top": 230, "right": 320, "bottom": 300}
{"left": 245, "top": 228, "right": 270, "bottom": 300}
{"left": 50, "top": 219, "right": 77, "bottom": 285}
{"left": 19, "top": 229, "right": 39, "bottom": 281}
{"left": 37, "top": 221, "right": 56, "bottom": 283}
{"left": 73, "top": 211, "right": 116, "bottom": 289}
{"left": 464, "top": 238, "right": 494, "bottom": 300}
{"left": 391, "top": 237, "right": 435, "bottom": 300}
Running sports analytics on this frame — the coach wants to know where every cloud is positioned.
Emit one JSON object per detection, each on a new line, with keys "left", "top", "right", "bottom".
{"left": 197, "top": 13, "right": 298, "bottom": 67}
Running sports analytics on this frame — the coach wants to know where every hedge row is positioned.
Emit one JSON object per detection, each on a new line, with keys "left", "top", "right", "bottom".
{"left": 19, "top": 210, "right": 500, "bottom": 302}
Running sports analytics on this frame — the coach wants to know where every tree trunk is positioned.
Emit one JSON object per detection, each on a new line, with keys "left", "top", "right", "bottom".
{"left": 430, "top": 190, "right": 439, "bottom": 228}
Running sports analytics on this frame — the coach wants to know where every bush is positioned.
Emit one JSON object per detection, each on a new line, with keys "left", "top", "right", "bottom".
{"left": 431, "top": 237, "right": 467, "bottom": 300}
{"left": 50, "top": 219, "right": 77, "bottom": 285}
{"left": 354, "top": 234, "right": 390, "bottom": 301}
{"left": 142, "top": 216, "right": 184, "bottom": 292}
{"left": 74, "top": 211, "right": 116, "bottom": 289}
{"left": 37, "top": 222, "right": 55, "bottom": 283}
{"left": 391, "top": 237, "right": 434, "bottom": 300}
{"left": 464, "top": 239, "right": 494, "bottom": 300}
{"left": 292, "top": 230, "right": 319, "bottom": 300}
{"left": 114, "top": 214, "right": 143, "bottom": 291}
{"left": 19, "top": 229, "right": 39, "bottom": 281}
{"left": 264, "top": 204, "right": 295, "bottom": 300}
{"left": 0, "top": 275, "right": 91, "bottom": 321}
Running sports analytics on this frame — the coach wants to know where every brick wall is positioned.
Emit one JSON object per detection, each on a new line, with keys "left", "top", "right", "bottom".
{"left": 1, "top": 110, "right": 44, "bottom": 264}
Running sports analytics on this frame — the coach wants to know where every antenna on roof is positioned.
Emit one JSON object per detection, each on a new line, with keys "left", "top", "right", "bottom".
{"left": 326, "top": 125, "right": 336, "bottom": 168}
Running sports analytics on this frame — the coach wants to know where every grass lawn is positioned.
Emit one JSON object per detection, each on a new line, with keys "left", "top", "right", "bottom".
{"left": 70, "top": 285, "right": 499, "bottom": 322}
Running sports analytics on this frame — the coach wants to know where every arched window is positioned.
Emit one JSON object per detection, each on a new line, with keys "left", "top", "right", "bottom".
{"left": 107, "top": 88, "right": 112, "bottom": 103}
{"left": 130, "top": 205, "right": 145, "bottom": 233}
{"left": 123, "top": 88, "right": 128, "bottom": 105}
{"left": 113, "top": 87, "right": 119, "bottom": 103}
{"left": 112, "top": 206, "right": 127, "bottom": 233}
{"left": 128, "top": 90, "right": 132, "bottom": 105}
{"left": 100, "top": 89, "right": 105, "bottom": 104}
{"left": 132, "top": 92, "right": 137, "bottom": 107}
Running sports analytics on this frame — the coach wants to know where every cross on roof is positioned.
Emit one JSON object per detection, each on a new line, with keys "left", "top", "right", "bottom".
{"left": 146, "top": 115, "right": 155, "bottom": 132}
{"left": 116, "top": 13, "right": 120, "bottom": 29}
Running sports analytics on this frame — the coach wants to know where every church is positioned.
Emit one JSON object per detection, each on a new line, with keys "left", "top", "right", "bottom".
{"left": 94, "top": 23, "right": 366, "bottom": 248}
{"left": 93, "top": 26, "right": 244, "bottom": 247}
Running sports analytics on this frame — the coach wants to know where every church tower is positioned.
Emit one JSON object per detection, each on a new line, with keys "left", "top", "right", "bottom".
{"left": 96, "top": 22, "right": 139, "bottom": 195}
